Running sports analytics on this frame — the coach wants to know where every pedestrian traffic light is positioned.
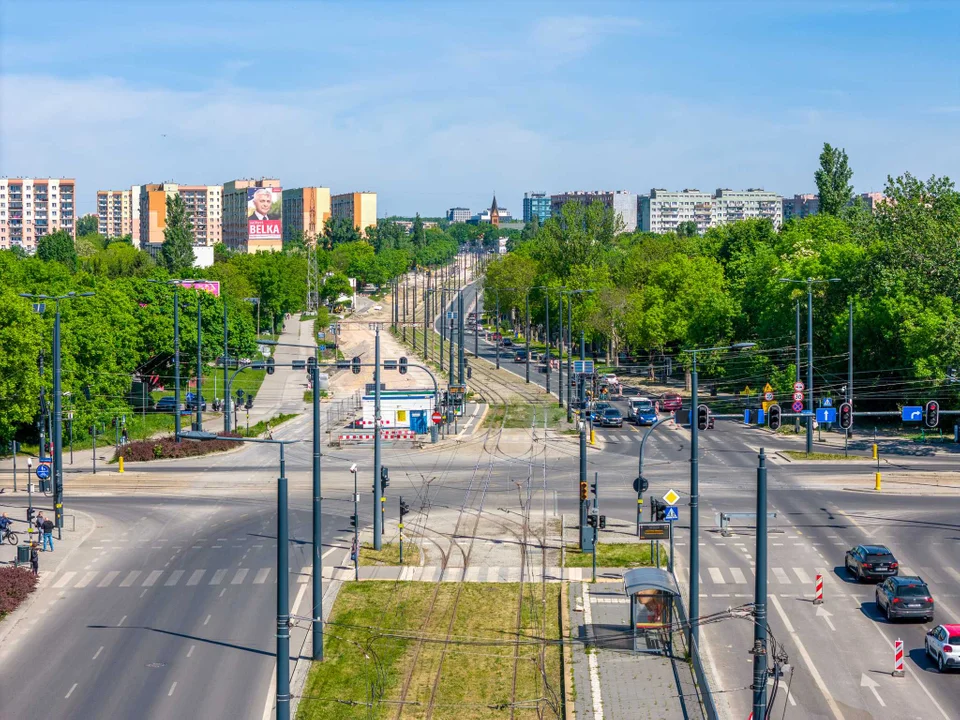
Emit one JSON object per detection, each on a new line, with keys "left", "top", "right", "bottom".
{"left": 655, "top": 500, "right": 666, "bottom": 522}
{"left": 768, "top": 404, "right": 782, "bottom": 431}
{"left": 245, "top": 395, "right": 254, "bottom": 410}
{"left": 599, "top": 515, "right": 607, "bottom": 530}
{"left": 587, "top": 513, "right": 597, "bottom": 528}
{"left": 633, "top": 475, "right": 649, "bottom": 494}
{"left": 350, "top": 514, "right": 358, "bottom": 528}
{"left": 590, "top": 479, "right": 598, "bottom": 497}
{"left": 579, "top": 481, "right": 588, "bottom": 501}
{"left": 399, "top": 356, "right": 408, "bottom": 375}
{"left": 399, "top": 497, "right": 409, "bottom": 517}
{"left": 925, "top": 400, "right": 940, "bottom": 428}
{"left": 266, "top": 357, "right": 275, "bottom": 375}
{"left": 26, "top": 507, "right": 35, "bottom": 524}
{"left": 838, "top": 402, "right": 853, "bottom": 430}
{"left": 352, "top": 356, "right": 361, "bottom": 375}
{"left": 697, "top": 404, "right": 710, "bottom": 431}
{"left": 380, "top": 466, "right": 390, "bottom": 489}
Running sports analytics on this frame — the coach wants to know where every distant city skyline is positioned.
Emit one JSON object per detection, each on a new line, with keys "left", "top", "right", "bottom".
{"left": 2, "top": 1, "right": 957, "bottom": 218}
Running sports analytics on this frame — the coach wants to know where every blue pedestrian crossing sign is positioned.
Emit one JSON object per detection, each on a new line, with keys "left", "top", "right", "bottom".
{"left": 35, "top": 463, "right": 51, "bottom": 480}
{"left": 319, "top": 344, "right": 326, "bottom": 352}
{"left": 664, "top": 506, "right": 680, "bottom": 522}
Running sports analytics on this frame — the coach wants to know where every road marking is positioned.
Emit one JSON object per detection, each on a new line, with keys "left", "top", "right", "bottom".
{"left": 772, "top": 568, "right": 791, "bottom": 584}
{"left": 253, "top": 568, "right": 270, "bottom": 584}
{"left": 582, "top": 584, "right": 605, "bottom": 719}
{"left": 165, "top": 570, "right": 184, "bottom": 586}
{"left": 65, "top": 682, "right": 78, "bottom": 699}
{"left": 203, "top": 614, "right": 211, "bottom": 626}
{"left": 119, "top": 571, "right": 141, "bottom": 587}
{"left": 769, "top": 595, "right": 844, "bottom": 720}
{"left": 186, "top": 570, "right": 205, "bottom": 586}
{"left": 919, "top": 567, "right": 943, "bottom": 583}
{"left": 92, "top": 646, "right": 104, "bottom": 660}
{"left": 860, "top": 673, "right": 884, "bottom": 707}
{"left": 708, "top": 568, "right": 725, "bottom": 583}
{"left": 815, "top": 605, "right": 835, "bottom": 631}
{"left": 140, "top": 589, "right": 148, "bottom": 598}
{"left": 53, "top": 572, "right": 77, "bottom": 588}
{"left": 730, "top": 568, "right": 747, "bottom": 584}
{"left": 209, "top": 569, "right": 227, "bottom": 585}
{"left": 793, "top": 568, "right": 812, "bottom": 584}
{"left": 117, "top": 615, "right": 127, "bottom": 627}
{"left": 219, "top": 588, "right": 226, "bottom": 598}
{"left": 168, "top": 681, "right": 177, "bottom": 697}
{"left": 98, "top": 571, "right": 120, "bottom": 587}
{"left": 187, "top": 644, "right": 195, "bottom": 658}
{"left": 142, "top": 570, "right": 163, "bottom": 587}
{"left": 231, "top": 568, "right": 248, "bottom": 585}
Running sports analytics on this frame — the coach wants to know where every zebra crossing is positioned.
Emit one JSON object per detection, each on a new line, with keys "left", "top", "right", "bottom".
{"left": 699, "top": 565, "right": 834, "bottom": 587}
{"left": 396, "top": 565, "right": 567, "bottom": 582}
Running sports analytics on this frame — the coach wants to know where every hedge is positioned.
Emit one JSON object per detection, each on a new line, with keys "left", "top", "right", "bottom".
{"left": 0, "top": 566, "right": 38, "bottom": 620}
{"left": 112, "top": 433, "right": 242, "bottom": 462}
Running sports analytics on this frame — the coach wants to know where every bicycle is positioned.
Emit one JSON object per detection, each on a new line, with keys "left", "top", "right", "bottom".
{"left": 2, "top": 527, "right": 19, "bottom": 545}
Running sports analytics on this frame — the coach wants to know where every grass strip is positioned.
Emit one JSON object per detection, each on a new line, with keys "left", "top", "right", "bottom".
{"left": 782, "top": 450, "right": 862, "bottom": 460}
{"left": 563, "top": 542, "right": 666, "bottom": 568}
{"left": 359, "top": 542, "right": 421, "bottom": 566}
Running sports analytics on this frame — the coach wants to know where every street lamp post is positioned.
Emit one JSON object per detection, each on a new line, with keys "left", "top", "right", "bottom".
{"left": 562, "top": 289, "right": 594, "bottom": 422}
{"left": 148, "top": 280, "right": 186, "bottom": 440}
{"left": 683, "top": 341, "right": 755, "bottom": 648}
{"left": 780, "top": 277, "right": 841, "bottom": 454}
{"left": 524, "top": 286, "right": 547, "bottom": 384}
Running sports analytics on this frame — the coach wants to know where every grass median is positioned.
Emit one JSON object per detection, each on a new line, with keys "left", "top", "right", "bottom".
{"left": 782, "top": 450, "right": 862, "bottom": 461}
{"left": 359, "top": 541, "right": 421, "bottom": 566}
{"left": 298, "top": 581, "right": 563, "bottom": 720}
{"left": 563, "top": 542, "right": 667, "bottom": 568}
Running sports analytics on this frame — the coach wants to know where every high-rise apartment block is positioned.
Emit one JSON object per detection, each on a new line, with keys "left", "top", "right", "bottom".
{"left": 550, "top": 190, "right": 637, "bottom": 233}
{"left": 446, "top": 207, "right": 471, "bottom": 223}
{"left": 331, "top": 191, "right": 377, "bottom": 236}
{"left": 282, "top": 187, "right": 331, "bottom": 244}
{"left": 138, "top": 183, "right": 223, "bottom": 252}
{"left": 639, "top": 188, "right": 783, "bottom": 233}
{"left": 712, "top": 188, "right": 782, "bottom": 227}
{"left": 97, "top": 186, "right": 141, "bottom": 242}
{"left": 782, "top": 194, "right": 819, "bottom": 221}
{"left": 522, "top": 192, "right": 551, "bottom": 224}
{"left": 223, "top": 178, "right": 282, "bottom": 253}
{"left": 0, "top": 178, "right": 75, "bottom": 251}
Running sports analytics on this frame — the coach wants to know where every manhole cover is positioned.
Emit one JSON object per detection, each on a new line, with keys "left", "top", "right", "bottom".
{"left": 146, "top": 662, "right": 166, "bottom": 668}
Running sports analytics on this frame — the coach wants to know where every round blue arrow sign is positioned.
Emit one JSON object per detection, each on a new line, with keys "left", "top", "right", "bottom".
{"left": 35, "top": 463, "right": 51, "bottom": 480}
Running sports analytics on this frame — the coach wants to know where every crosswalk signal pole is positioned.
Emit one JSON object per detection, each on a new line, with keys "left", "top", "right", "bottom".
{"left": 752, "top": 448, "right": 769, "bottom": 720}
{"left": 373, "top": 326, "right": 383, "bottom": 551}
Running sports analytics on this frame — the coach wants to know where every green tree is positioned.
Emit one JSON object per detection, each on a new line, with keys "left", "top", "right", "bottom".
{"left": 677, "top": 220, "right": 699, "bottom": 237}
{"left": 323, "top": 216, "right": 361, "bottom": 247}
{"left": 321, "top": 272, "right": 353, "bottom": 304}
{"left": 160, "top": 194, "right": 196, "bottom": 273}
{"left": 521, "top": 214, "right": 540, "bottom": 241}
{"left": 815, "top": 142, "right": 854, "bottom": 215}
{"left": 36, "top": 229, "right": 78, "bottom": 269}
{"left": 75, "top": 214, "right": 98, "bottom": 237}
{"left": 411, "top": 213, "right": 426, "bottom": 248}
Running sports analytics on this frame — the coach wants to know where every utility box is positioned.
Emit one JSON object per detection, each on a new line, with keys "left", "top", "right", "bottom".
{"left": 17, "top": 544, "right": 30, "bottom": 565}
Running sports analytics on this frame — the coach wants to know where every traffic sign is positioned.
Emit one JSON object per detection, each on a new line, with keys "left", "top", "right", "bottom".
{"left": 793, "top": 392, "right": 804, "bottom": 402}
{"left": 573, "top": 360, "right": 595, "bottom": 375}
{"left": 816, "top": 408, "right": 837, "bottom": 424}
{"left": 763, "top": 383, "right": 773, "bottom": 393}
{"left": 446, "top": 311, "right": 458, "bottom": 320}
{"left": 902, "top": 405, "right": 922, "bottom": 422}
{"left": 638, "top": 522, "right": 671, "bottom": 540}
{"left": 664, "top": 506, "right": 680, "bottom": 522}
{"left": 793, "top": 381, "right": 805, "bottom": 392}
{"left": 823, "top": 397, "right": 833, "bottom": 407}
{"left": 317, "top": 332, "right": 325, "bottom": 339}
{"left": 35, "top": 463, "right": 51, "bottom": 480}
{"left": 319, "top": 344, "right": 326, "bottom": 352}
{"left": 662, "top": 488, "right": 680, "bottom": 506}
{"left": 764, "top": 391, "right": 774, "bottom": 401}
{"left": 432, "top": 410, "right": 442, "bottom": 424}
{"left": 791, "top": 401, "right": 804, "bottom": 412}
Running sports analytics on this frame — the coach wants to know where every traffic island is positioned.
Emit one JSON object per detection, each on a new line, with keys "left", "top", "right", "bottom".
{"left": 563, "top": 543, "right": 667, "bottom": 569}
{"left": 359, "top": 541, "right": 421, "bottom": 566}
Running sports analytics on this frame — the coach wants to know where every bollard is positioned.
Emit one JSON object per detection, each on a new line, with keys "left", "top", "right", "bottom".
{"left": 893, "top": 638, "right": 904, "bottom": 677}
{"left": 813, "top": 573, "right": 823, "bottom": 604}
{"left": 118, "top": 456, "right": 124, "bottom": 473}
{"left": 590, "top": 427, "right": 595, "bottom": 445}
{"left": 875, "top": 472, "right": 881, "bottom": 491}
{"left": 872, "top": 443, "right": 878, "bottom": 460}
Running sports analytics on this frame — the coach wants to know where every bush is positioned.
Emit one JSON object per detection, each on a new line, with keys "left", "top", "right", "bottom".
{"left": 113, "top": 433, "right": 242, "bottom": 462}
{"left": 0, "top": 566, "right": 39, "bottom": 619}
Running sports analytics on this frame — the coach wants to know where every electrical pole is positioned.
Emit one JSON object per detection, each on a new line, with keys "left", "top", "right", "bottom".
{"left": 795, "top": 300, "right": 800, "bottom": 433}
{"left": 752, "top": 449, "right": 769, "bottom": 720}
{"left": 689, "top": 349, "right": 700, "bottom": 648}
{"left": 566, "top": 296, "right": 573, "bottom": 422}
{"left": 848, "top": 300, "right": 854, "bottom": 414}
{"left": 458, "top": 290, "right": 464, "bottom": 384}
{"left": 579, "top": 359, "right": 591, "bottom": 551}
{"left": 525, "top": 292, "right": 530, "bottom": 383}
{"left": 311, "top": 359, "right": 323, "bottom": 660}
{"left": 52, "top": 304, "right": 63, "bottom": 537}
{"left": 495, "top": 291, "right": 501, "bottom": 370}
{"left": 223, "top": 300, "right": 230, "bottom": 432}
{"left": 544, "top": 296, "right": 551, "bottom": 394}
{"left": 196, "top": 295, "right": 203, "bottom": 432}
{"left": 174, "top": 287, "right": 181, "bottom": 440}
{"left": 373, "top": 325, "right": 383, "bottom": 551}
{"left": 276, "top": 443, "right": 291, "bottom": 720}
{"left": 806, "top": 282, "right": 813, "bottom": 454}
{"left": 558, "top": 293, "right": 564, "bottom": 408}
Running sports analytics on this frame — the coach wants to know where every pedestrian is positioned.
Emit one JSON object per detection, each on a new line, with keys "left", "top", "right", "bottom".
{"left": 34, "top": 511, "right": 44, "bottom": 542}
{"left": 30, "top": 542, "right": 39, "bottom": 576}
{"left": 121, "top": 427, "right": 129, "bottom": 445}
{"left": 41, "top": 516, "right": 54, "bottom": 552}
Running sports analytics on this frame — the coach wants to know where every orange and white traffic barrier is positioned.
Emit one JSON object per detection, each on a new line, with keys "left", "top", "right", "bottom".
{"left": 813, "top": 573, "right": 823, "bottom": 604}
{"left": 893, "top": 638, "right": 904, "bottom": 677}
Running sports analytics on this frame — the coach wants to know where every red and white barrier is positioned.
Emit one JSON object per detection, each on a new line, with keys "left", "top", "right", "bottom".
{"left": 813, "top": 573, "right": 823, "bottom": 604}
{"left": 338, "top": 430, "right": 418, "bottom": 444}
{"left": 893, "top": 638, "right": 904, "bottom": 677}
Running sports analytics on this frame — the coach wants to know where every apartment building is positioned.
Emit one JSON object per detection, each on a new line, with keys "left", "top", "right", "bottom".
{"left": 639, "top": 189, "right": 715, "bottom": 234}
{"left": 97, "top": 186, "right": 141, "bottom": 242}
{"left": 782, "top": 194, "right": 819, "bottom": 221}
{"left": 0, "top": 178, "right": 75, "bottom": 251}
{"left": 712, "top": 188, "right": 782, "bottom": 227}
{"left": 446, "top": 207, "right": 471, "bottom": 223}
{"left": 223, "top": 178, "right": 282, "bottom": 253}
{"left": 522, "top": 192, "right": 551, "bottom": 224}
{"left": 331, "top": 191, "right": 377, "bottom": 236}
{"left": 550, "top": 190, "right": 638, "bottom": 233}
{"left": 138, "top": 183, "right": 223, "bottom": 252}
{"left": 282, "top": 187, "right": 331, "bottom": 244}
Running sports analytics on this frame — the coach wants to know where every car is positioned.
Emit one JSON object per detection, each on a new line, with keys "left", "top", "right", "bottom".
{"left": 184, "top": 394, "right": 207, "bottom": 412}
{"left": 514, "top": 349, "right": 528, "bottom": 362}
{"left": 845, "top": 544, "right": 899, "bottom": 582}
{"left": 501, "top": 337, "right": 513, "bottom": 347}
{"left": 660, "top": 393, "right": 683, "bottom": 412}
{"left": 925, "top": 624, "right": 960, "bottom": 672}
{"left": 154, "top": 396, "right": 188, "bottom": 414}
{"left": 599, "top": 407, "right": 623, "bottom": 427}
{"left": 589, "top": 401, "right": 612, "bottom": 421}
{"left": 632, "top": 399, "right": 659, "bottom": 425}
{"left": 876, "top": 576, "right": 934, "bottom": 622}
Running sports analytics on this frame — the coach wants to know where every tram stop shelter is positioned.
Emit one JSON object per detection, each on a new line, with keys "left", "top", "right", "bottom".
{"left": 624, "top": 567, "right": 680, "bottom": 654}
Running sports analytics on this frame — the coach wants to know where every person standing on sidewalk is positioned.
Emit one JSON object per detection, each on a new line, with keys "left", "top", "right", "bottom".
{"left": 34, "top": 511, "right": 44, "bottom": 544}
{"left": 41, "top": 516, "right": 54, "bottom": 552}
{"left": 30, "top": 542, "right": 39, "bottom": 576}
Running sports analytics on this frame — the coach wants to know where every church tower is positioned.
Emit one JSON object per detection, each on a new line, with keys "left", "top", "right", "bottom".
{"left": 489, "top": 193, "right": 500, "bottom": 228}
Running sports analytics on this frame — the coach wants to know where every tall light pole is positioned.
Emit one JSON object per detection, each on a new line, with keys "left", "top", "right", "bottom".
{"left": 780, "top": 277, "right": 840, "bottom": 454}
{"left": 562, "top": 289, "right": 594, "bottom": 422}
{"left": 19, "top": 291, "right": 95, "bottom": 537}
{"left": 524, "top": 286, "right": 547, "bottom": 384}
{"left": 149, "top": 280, "right": 186, "bottom": 440}
{"left": 683, "top": 341, "right": 755, "bottom": 648}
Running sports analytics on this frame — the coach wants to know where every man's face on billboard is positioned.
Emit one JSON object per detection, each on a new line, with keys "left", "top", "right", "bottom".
{"left": 254, "top": 193, "right": 272, "bottom": 215}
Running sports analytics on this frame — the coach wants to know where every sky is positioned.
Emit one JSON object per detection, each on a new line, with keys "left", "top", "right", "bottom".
{"left": 2, "top": 0, "right": 959, "bottom": 218}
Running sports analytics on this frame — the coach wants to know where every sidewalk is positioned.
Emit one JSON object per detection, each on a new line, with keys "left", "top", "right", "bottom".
{"left": 245, "top": 317, "right": 315, "bottom": 425}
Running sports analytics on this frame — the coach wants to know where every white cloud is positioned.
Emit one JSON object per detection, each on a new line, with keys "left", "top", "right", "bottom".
{"left": 530, "top": 15, "right": 649, "bottom": 66}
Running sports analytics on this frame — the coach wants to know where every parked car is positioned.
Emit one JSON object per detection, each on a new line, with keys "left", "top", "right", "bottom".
{"left": 845, "top": 544, "right": 899, "bottom": 582}
{"left": 875, "top": 576, "right": 934, "bottom": 622}
{"left": 660, "top": 393, "right": 683, "bottom": 412}
{"left": 599, "top": 407, "right": 623, "bottom": 428}
{"left": 925, "top": 624, "right": 960, "bottom": 672}
{"left": 631, "top": 399, "right": 659, "bottom": 425}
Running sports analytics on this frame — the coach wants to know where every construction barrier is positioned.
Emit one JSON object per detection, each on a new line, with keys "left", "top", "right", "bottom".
{"left": 813, "top": 573, "right": 823, "bottom": 604}
{"left": 893, "top": 638, "right": 904, "bottom": 677}
{"left": 338, "top": 430, "right": 418, "bottom": 444}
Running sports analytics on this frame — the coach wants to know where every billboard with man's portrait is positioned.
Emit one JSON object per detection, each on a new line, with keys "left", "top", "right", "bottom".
{"left": 247, "top": 187, "right": 282, "bottom": 240}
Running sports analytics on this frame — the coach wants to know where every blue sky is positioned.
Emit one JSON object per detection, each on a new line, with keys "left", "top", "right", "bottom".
{"left": 2, "top": 0, "right": 958, "bottom": 217}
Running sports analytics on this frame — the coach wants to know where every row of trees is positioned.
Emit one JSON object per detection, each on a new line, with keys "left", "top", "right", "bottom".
{"left": 484, "top": 145, "right": 960, "bottom": 405}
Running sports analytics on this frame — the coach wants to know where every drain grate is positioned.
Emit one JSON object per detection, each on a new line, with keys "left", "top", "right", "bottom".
{"left": 146, "top": 662, "right": 166, "bottom": 668}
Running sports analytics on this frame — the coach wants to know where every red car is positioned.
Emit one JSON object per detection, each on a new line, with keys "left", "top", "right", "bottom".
{"left": 660, "top": 393, "right": 683, "bottom": 412}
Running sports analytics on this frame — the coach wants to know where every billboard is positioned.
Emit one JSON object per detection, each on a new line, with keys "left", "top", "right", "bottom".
{"left": 176, "top": 280, "right": 221, "bottom": 297}
{"left": 247, "top": 187, "right": 282, "bottom": 241}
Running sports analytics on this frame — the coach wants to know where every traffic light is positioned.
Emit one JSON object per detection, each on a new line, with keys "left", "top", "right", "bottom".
{"left": 925, "top": 400, "right": 940, "bottom": 428}
{"left": 27, "top": 507, "right": 35, "bottom": 524}
{"left": 399, "top": 497, "right": 410, "bottom": 517}
{"left": 768, "top": 403, "right": 782, "bottom": 431}
{"left": 350, "top": 514, "right": 358, "bottom": 528}
{"left": 838, "top": 402, "right": 853, "bottom": 430}
{"left": 587, "top": 513, "right": 597, "bottom": 528}
{"left": 380, "top": 466, "right": 390, "bottom": 489}
{"left": 399, "top": 356, "right": 408, "bottom": 375}
{"left": 352, "top": 356, "right": 361, "bottom": 375}
{"left": 266, "top": 357, "right": 275, "bottom": 375}
{"left": 633, "top": 475, "right": 649, "bottom": 494}
{"left": 579, "top": 481, "right": 588, "bottom": 501}
{"left": 245, "top": 395, "right": 254, "bottom": 410}
{"left": 590, "top": 478, "right": 598, "bottom": 498}
{"left": 599, "top": 515, "right": 607, "bottom": 530}
{"left": 654, "top": 500, "right": 666, "bottom": 522}
{"left": 697, "top": 404, "right": 710, "bottom": 431}
{"left": 307, "top": 356, "right": 317, "bottom": 371}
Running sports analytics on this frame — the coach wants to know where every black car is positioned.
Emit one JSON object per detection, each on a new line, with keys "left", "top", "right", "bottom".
{"left": 845, "top": 544, "right": 899, "bottom": 582}
{"left": 501, "top": 338, "right": 513, "bottom": 347}
{"left": 599, "top": 408, "right": 623, "bottom": 428}
{"left": 154, "top": 396, "right": 188, "bottom": 414}
{"left": 875, "top": 576, "right": 934, "bottom": 622}
{"left": 514, "top": 349, "right": 528, "bottom": 363}
{"left": 185, "top": 395, "right": 207, "bottom": 412}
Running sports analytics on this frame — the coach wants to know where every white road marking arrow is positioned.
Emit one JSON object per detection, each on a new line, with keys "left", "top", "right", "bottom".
{"left": 860, "top": 673, "right": 885, "bottom": 707}
{"left": 815, "top": 605, "right": 836, "bottom": 631}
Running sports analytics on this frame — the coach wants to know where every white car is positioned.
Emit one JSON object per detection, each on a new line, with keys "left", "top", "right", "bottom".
{"left": 925, "top": 623, "right": 960, "bottom": 672}
{"left": 372, "top": 304, "right": 383, "bottom": 311}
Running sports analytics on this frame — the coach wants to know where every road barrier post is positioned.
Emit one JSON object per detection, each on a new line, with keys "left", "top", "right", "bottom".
{"left": 875, "top": 472, "right": 882, "bottom": 491}
{"left": 872, "top": 443, "right": 878, "bottom": 460}
{"left": 118, "top": 457, "right": 124, "bottom": 474}
{"left": 893, "top": 639, "right": 904, "bottom": 677}
{"left": 813, "top": 573, "right": 823, "bottom": 604}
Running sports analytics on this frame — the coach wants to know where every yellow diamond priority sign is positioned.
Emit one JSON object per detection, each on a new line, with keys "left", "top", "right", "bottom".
{"left": 662, "top": 489, "right": 680, "bottom": 506}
